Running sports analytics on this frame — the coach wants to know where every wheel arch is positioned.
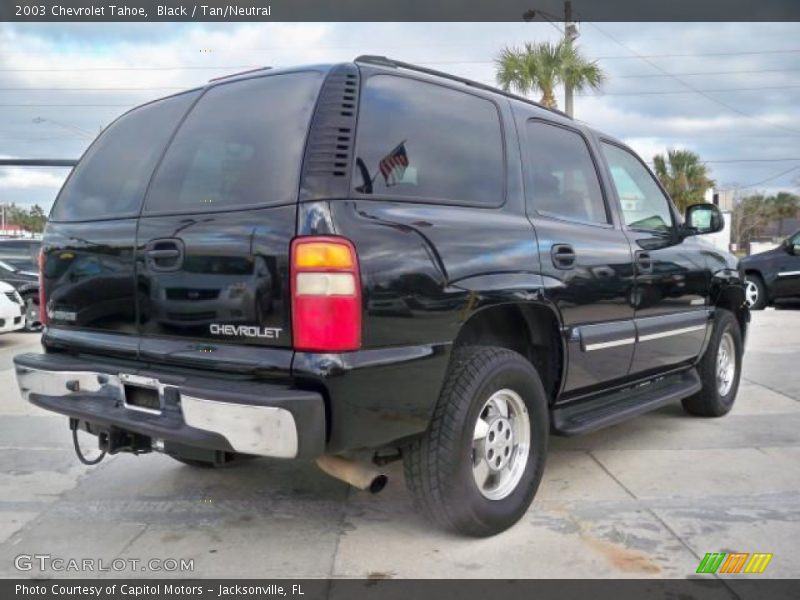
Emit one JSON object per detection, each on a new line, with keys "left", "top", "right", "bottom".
{"left": 712, "top": 281, "right": 750, "bottom": 339}
{"left": 452, "top": 301, "right": 564, "bottom": 404}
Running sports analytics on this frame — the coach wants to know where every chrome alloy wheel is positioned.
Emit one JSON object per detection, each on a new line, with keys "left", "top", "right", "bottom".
{"left": 471, "top": 388, "right": 530, "bottom": 501}
{"left": 717, "top": 331, "right": 736, "bottom": 397}
{"left": 745, "top": 280, "right": 759, "bottom": 308}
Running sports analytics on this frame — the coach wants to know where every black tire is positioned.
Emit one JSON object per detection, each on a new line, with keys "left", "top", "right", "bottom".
{"left": 744, "top": 274, "right": 767, "bottom": 310}
{"left": 404, "top": 346, "right": 548, "bottom": 537}
{"left": 21, "top": 292, "right": 42, "bottom": 332}
{"left": 682, "top": 309, "right": 743, "bottom": 417}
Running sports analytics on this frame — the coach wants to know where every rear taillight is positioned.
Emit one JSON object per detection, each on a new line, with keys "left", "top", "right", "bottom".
{"left": 291, "top": 236, "right": 361, "bottom": 352}
{"left": 38, "top": 249, "right": 47, "bottom": 326}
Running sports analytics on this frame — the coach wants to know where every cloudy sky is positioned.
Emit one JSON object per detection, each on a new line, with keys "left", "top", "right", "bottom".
{"left": 1, "top": 21, "right": 799, "bottom": 210}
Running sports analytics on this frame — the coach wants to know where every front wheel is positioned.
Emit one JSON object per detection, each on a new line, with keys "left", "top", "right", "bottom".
{"left": 682, "top": 309, "right": 743, "bottom": 417}
{"left": 404, "top": 346, "right": 548, "bottom": 537}
{"left": 744, "top": 274, "right": 767, "bottom": 310}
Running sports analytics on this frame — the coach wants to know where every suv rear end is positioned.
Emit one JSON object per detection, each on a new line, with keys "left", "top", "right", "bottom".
{"left": 15, "top": 66, "right": 340, "bottom": 463}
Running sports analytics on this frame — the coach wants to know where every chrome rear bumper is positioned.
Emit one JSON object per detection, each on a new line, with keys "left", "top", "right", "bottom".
{"left": 14, "top": 353, "right": 325, "bottom": 459}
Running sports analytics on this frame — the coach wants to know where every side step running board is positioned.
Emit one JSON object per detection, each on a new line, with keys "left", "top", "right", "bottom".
{"left": 552, "top": 369, "right": 702, "bottom": 435}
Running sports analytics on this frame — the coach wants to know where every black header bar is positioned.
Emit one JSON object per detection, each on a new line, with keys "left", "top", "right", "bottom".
{"left": 1, "top": 0, "right": 799, "bottom": 22}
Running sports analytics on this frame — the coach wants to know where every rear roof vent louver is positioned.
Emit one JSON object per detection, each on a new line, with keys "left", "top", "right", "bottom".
{"left": 299, "top": 64, "right": 360, "bottom": 201}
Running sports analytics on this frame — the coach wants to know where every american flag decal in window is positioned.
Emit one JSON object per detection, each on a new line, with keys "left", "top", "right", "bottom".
{"left": 378, "top": 141, "right": 409, "bottom": 186}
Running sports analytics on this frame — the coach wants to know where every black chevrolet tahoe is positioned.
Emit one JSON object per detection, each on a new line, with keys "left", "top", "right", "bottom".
{"left": 741, "top": 230, "right": 800, "bottom": 309}
{"left": 14, "top": 57, "right": 748, "bottom": 537}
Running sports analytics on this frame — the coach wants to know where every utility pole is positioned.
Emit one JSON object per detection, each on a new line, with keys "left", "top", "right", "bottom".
{"left": 564, "top": 1, "right": 580, "bottom": 117}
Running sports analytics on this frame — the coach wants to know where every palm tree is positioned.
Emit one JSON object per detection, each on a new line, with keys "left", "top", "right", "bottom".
{"left": 494, "top": 40, "right": 605, "bottom": 111}
{"left": 652, "top": 150, "right": 715, "bottom": 213}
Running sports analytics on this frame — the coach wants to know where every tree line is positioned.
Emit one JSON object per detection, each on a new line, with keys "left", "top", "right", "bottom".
{"left": 731, "top": 192, "right": 800, "bottom": 248}
{"left": 3, "top": 204, "right": 48, "bottom": 234}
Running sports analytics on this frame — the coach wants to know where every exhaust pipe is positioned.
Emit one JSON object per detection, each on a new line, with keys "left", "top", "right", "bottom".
{"left": 316, "top": 455, "right": 388, "bottom": 494}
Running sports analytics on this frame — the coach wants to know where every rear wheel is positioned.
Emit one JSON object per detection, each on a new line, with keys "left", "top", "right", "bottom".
{"left": 744, "top": 274, "right": 767, "bottom": 310}
{"left": 21, "top": 292, "right": 41, "bottom": 332}
{"left": 404, "top": 346, "right": 548, "bottom": 537}
{"left": 682, "top": 309, "right": 742, "bottom": 417}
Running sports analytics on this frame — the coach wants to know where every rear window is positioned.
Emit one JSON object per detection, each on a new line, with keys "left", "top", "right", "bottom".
{"left": 143, "top": 71, "right": 323, "bottom": 214}
{"left": 352, "top": 75, "right": 505, "bottom": 206}
{"left": 50, "top": 91, "right": 200, "bottom": 222}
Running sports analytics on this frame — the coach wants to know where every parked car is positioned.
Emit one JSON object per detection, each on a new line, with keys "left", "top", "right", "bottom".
{"left": 0, "top": 281, "right": 26, "bottom": 334}
{"left": 741, "top": 230, "right": 800, "bottom": 309}
{"left": 0, "top": 260, "right": 40, "bottom": 331}
{"left": 0, "top": 239, "right": 41, "bottom": 330}
{"left": 14, "top": 57, "right": 748, "bottom": 537}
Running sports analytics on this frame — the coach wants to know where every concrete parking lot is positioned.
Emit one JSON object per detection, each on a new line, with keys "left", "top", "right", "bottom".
{"left": 0, "top": 309, "right": 798, "bottom": 579}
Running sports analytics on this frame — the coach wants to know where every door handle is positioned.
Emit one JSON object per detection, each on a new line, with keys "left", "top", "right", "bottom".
{"left": 145, "top": 249, "right": 180, "bottom": 259}
{"left": 636, "top": 251, "right": 653, "bottom": 273}
{"left": 145, "top": 239, "right": 184, "bottom": 272}
{"left": 551, "top": 244, "right": 576, "bottom": 270}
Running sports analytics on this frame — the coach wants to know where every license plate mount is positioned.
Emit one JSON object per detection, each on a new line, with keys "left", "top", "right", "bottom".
{"left": 120, "top": 374, "right": 163, "bottom": 415}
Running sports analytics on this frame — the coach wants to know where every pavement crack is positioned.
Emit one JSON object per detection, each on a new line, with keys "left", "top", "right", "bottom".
{"left": 587, "top": 449, "right": 743, "bottom": 593}
{"left": 742, "top": 376, "right": 800, "bottom": 402}
{"left": 114, "top": 523, "right": 150, "bottom": 560}
{"left": 326, "top": 484, "right": 351, "bottom": 584}
{"left": 588, "top": 451, "right": 638, "bottom": 500}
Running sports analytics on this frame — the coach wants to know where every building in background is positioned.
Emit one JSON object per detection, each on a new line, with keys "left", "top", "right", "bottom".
{"left": 711, "top": 189, "right": 736, "bottom": 212}
{"left": 702, "top": 188, "right": 733, "bottom": 252}
{"left": 0, "top": 204, "right": 41, "bottom": 239}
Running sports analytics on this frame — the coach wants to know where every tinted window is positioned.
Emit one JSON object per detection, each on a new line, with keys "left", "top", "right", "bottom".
{"left": 353, "top": 75, "right": 504, "bottom": 206}
{"left": 51, "top": 91, "right": 199, "bottom": 222}
{"left": 144, "top": 72, "right": 322, "bottom": 214}
{"left": 602, "top": 142, "right": 674, "bottom": 233}
{"left": 525, "top": 121, "right": 608, "bottom": 224}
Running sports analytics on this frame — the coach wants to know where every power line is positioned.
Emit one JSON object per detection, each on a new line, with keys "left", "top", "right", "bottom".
{"left": 417, "top": 49, "right": 800, "bottom": 65}
{"left": 703, "top": 158, "right": 800, "bottom": 163}
{"left": 0, "top": 87, "right": 185, "bottom": 91}
{"left": 615, "top": 66, "right": 800, "bottom": 79}
{"left": 0, "top": 65, "right": 262, "bottom": 72}
{"left": 582, "top": 22, "right": 800, "bottom": 137}
{"left": 594, "top": 48, "right": 800, "bottom": 60}
{"left": 721, "top": 165, "right": 800, "bottom": 191}
{"left": 577, "top": 84, "right": 800, "bottom": 96}
{"left": 0, "top": 104, "right": 132, "bottom": 107}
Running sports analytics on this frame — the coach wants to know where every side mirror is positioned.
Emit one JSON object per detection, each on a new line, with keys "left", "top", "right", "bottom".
{"left": 786, "top": 240, "right": 800, "bottom": 255}
{"left": 684, "top": 203, "right": 724, "bottom": 236}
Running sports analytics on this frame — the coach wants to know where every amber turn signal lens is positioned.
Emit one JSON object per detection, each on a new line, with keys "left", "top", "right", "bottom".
{"left": 294, "top": 242, "right": 354, "bottom": 269}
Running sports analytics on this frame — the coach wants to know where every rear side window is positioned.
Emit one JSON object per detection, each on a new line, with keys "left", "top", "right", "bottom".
{"left": 353, "top": 75, "right": 504, "bottom": 206}
{"left": 525, "top": 121, "right": 608, "bottom": 225}
{"left": 143, "top": 72, "right": 322, "bottom": 214}
{"left": 50, "top": 91, "right": 199, "bottom": 222}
